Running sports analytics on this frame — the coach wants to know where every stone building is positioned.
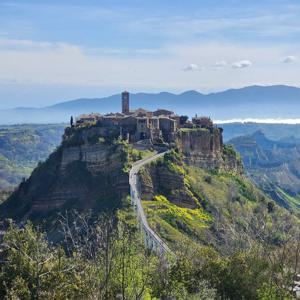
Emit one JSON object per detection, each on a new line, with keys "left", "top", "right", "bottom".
{"left": 75, "top": 91, "right": 217, "bottom": 145}
{"left": 192, "top": 116, "right": 213, "bottom": 128}
{"left": 122, "top": 91, "right": 129, "bottom": 114}
{"left": 76, "top": 113, "right": 101, "bottom": 125}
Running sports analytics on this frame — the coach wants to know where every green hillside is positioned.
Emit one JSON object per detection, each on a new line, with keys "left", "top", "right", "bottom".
{"left": 229, "top": 131, "right": 300, "bottom": 214}
{"left": 141, "top": 150, "right": 296, "bottom": 255}
{"left": 0, "top": 124, "right": 65, "bottom": 193}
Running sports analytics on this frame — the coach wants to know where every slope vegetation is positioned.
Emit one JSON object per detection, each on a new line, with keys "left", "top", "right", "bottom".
{"left": 229, "top": 131, "right": 300, "bottom": 213}
{"left": 139, "top": 150, "right": 296, "bottom": 255}
{"left": 0, "top": 124, "right": 65, "bottom": 191}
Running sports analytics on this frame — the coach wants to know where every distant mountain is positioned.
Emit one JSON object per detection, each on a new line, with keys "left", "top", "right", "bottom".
{"left": 1, "top": 85, "right": 300, "bottom": 124}
{"left": 229, "top": 131, "right": 300, "bottom": 212}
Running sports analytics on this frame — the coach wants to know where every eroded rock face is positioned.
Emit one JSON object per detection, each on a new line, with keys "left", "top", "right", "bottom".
{"left": 61, "top": 144, "right": 125, "bottom": 175}
{"left": 139, "top": 163, "right": 199, "bottom": 209}
{"left": 0, "top": 139, "right": 129, "bottom": 221}
{"left": 177, "top": 128, "right": 223, "bottom": 169}
{"left": 31, "top": 143, "right": 129, "bottom": 213}
{"left": 176, "top": 128, "right": 243, "bottom": 174}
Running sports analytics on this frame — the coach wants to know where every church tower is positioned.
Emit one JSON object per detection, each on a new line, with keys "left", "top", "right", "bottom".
{"left": 122, "top": 91, "right": 129, "bottom": 114}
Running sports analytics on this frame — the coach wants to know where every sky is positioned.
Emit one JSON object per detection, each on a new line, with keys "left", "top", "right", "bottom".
{"left": 0, "top": 0, "right": 300, "bottom": 108}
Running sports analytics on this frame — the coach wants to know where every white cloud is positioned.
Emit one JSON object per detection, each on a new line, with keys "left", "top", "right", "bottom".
{"left": 232, "top": 60, "right": 253, "bottom": 69}
{"left": 214, "top": 60, "right": 227, "bottom": 68}
{"left": 283, "top": 55, "right": 297, "bottom": 63}
{"left": 0, "top": 38, "right": 300, "bottom": 94}
{"left": 182, "top": 63, "right": 202, "bottom": 71}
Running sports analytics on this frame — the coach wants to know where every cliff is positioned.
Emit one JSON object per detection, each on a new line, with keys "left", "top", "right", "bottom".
{"left": 139, "top": 151, "right": 200, "bottom": 209}
{"left": 177, "top": 127, "right": 223, "bottom": 169}
{"left": 0, "top": 127, "right": 129, "bottom": 221}
{"left": 176, "top": 127, "right": 242, "bottom": 173}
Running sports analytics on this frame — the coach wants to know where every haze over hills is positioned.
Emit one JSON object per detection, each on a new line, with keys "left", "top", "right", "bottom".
{"left": 2, "top": 85, "right": 300, "bottom": 124}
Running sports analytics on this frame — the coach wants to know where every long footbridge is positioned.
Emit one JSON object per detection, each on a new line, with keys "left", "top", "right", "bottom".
{"left": 129, "top": 151, "right": 172, "bottom": 256}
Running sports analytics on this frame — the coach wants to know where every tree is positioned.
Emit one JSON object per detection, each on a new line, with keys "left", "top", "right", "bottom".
{"left": 179, "top": 115, "right": 189, "bottom": 125}
{"left": 70, "top": 116, "right": 74, "bottom": 127}
{"left": 0, "top": 221, "right": 89, "bottom": 299}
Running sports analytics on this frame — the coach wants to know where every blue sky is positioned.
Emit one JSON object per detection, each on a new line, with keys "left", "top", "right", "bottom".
{"left": 0, "top": 0, "right": 300, "bottom": 108}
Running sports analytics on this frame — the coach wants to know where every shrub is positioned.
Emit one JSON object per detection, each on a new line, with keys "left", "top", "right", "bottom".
{"left": 204, "top": 175, "right": 212, "bottom": 184}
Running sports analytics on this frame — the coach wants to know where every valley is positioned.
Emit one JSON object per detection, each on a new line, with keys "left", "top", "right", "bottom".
{"left": 229, "top": 131, "right": 300, "bottom": 213}
{"left": 0, "top": 124, "right": 65, "bottom": 202}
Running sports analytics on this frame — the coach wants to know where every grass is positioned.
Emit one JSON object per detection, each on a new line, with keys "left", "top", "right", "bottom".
{"left": 276, "top": 188, "right": 300, "bottom": 212}
{"left": 140, "top": 148, "right": 261, "bottom": 249}
{"left": 187, "top": 166, "right": 265, "bottom": 207}
{"left": 142, "top": 195, "right": 211, "bottom": 250}
{"left": 135, "top": 142, "right": 293, "bottom": 254}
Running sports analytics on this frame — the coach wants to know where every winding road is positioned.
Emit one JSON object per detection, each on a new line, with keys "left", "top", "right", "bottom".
{"left": 129, "top": 150, "right": 171, "bottom": 256}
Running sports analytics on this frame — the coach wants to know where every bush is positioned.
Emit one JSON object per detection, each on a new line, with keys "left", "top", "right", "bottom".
{"left": 204, "top": 175, "right": 212, "bottom": 184}
{"left": 267, "top": 201, "right": 275, "bottom": 213}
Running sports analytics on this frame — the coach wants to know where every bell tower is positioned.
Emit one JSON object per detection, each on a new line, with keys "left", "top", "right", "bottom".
{"left": 122, "top": 91, "right": 129, "bottom": 114}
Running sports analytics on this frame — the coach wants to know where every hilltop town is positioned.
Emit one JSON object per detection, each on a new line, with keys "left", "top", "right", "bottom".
{"left": 73, "top": 91, "right": 216, "bottom": 146}
{"left": 61, "top": 91, "right": 236, "bottom": 172}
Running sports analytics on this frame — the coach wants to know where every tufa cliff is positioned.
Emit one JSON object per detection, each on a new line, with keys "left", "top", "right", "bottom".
{"left": 177, "top": 127, "right": 223, "bottom": 169}
{"left": 177, "top": 127, "right": 243, "bottom": 173}
{"left": 0, "top": 118, "right": 242, "bottom": 221}
{"left": 0, "top": 126, "right": 129, "bottom": 221}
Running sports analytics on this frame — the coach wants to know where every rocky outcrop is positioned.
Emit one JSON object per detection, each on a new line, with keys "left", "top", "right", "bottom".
{"left": 29, "top": 143, "right": 129, "bottom": 213}
{"left": 139, "top": 159, "right": 199, "bottom": 209}
{"left": 222, "top": 147, "right": 244, "bottom": 174}
{"left": 0, "top": 133, "right": 129, "bottom": 221}
{"left": 177, "top": 128, "right": 223, "bottom": 169}
{"left": 61, "top": 143, "right": 125, "bottom": 175}
{"left": 176, "top": 128, "right": 242, "bottom": 173}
